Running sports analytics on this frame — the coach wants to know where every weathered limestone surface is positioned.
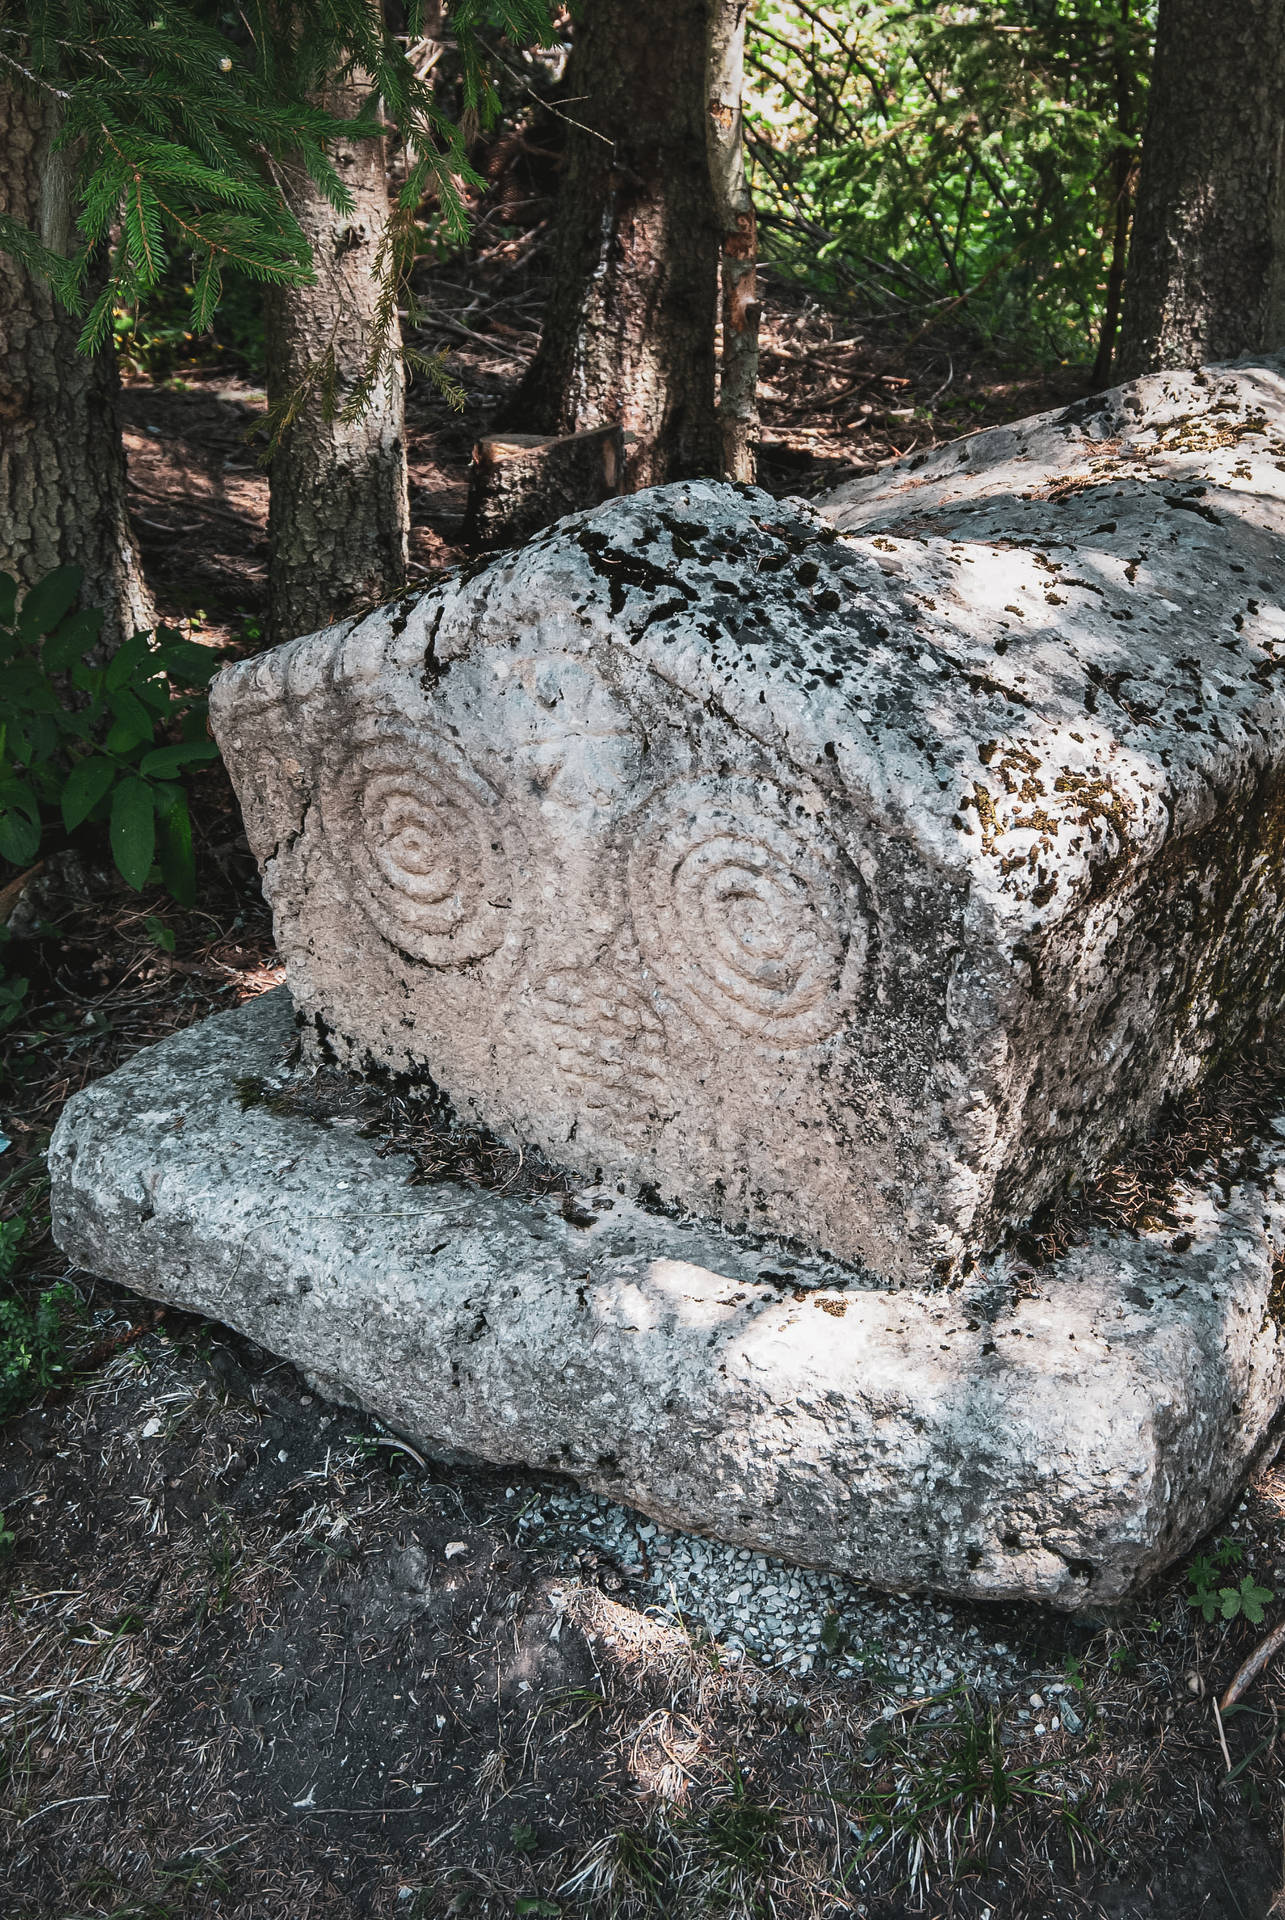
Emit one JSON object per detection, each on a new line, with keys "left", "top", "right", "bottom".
{"left": 48, "top": 991, "right": 1285, "bottom": 1607}
{"left": 211, "top": 362, "right": 1285, "bottom": 1281}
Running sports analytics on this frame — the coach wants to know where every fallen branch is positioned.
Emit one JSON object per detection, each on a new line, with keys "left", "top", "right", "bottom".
{"left": 1221, "top": 1618, "right": 1285, "bottom": 1714}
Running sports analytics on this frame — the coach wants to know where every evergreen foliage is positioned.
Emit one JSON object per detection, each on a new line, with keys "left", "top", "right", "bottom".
{"left": 0, "top": 1, "right": 551, "bottom": 365}
{"left": 745, "top": 0, "right": 1154, "bottom": 359}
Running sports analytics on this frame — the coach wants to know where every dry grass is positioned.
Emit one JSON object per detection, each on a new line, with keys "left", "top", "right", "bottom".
{"left": 3, "top": 821, "right": 1285, "bottom": 1918}
{"left": 3, "top": 301, "right": 1284, "bottom": 1914}
{"left": 7, "top": 1307, "right": 1285, "bottom": 1920}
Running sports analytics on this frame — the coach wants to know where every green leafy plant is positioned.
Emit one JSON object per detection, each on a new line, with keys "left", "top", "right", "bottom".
{"left": 746, "top": 0, "right": 1155, "bottom": 363}
{"left": 0, "top": 565, "right": 221, "bottom": 906}
{"left": 1187, "top": 1542, "right": 1274, "bottom": 1624}
{"left": 0, "top": 1216, "right": 78, "bottom": 1420}
{"left": 0, "top": 928, "right": 28, "bottom": 1033}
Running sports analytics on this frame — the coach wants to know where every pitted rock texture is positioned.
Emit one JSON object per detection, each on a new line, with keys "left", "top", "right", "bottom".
{"left": 48, "top": 992, "right": 1285, "bottom": 1608}
{"left": 211, "top": 363, "right": 1285, "bottom": 1280}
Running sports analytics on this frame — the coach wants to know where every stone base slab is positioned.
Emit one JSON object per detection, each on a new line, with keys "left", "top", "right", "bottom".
{"left": 49, "top": 990, "right": 1285, "bottom": 1610}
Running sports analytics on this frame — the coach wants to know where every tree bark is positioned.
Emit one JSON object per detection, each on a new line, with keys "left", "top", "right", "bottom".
{"left": 707, "top": 0, "right": 759, "bottom": 482}
{"left": 1090, "top": 0, "right": 1137, "bottom": 389}
{"left": 264, "top": 76, "right": 408, "bottom": 645}
{"left": 464, "top": 424, "right": 623, "bottom": 549}
{"left": 499, "top": 0, "right": 720, "bottom": 490}
{"left": 1116, "top": 0, "right": 1285, "bottom": 378}
{"left": 0, "top": 83, "right": 153, "bottom": 647}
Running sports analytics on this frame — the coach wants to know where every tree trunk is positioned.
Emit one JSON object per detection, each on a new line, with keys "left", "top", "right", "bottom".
{"left": 1116, "top": 0, "right": 1285, "bottom": 378}
{"left": 707, "top": 0, "right": 759, "bottom": 482}
{"left": 1090, "top": 0, "right": 1137, "bottom": 389}
{"left": 0, "top": 83, "right": 153, "bottom": 647}
{"left": 464, "top": 424, "right": 623, "bottom": 549}
{"left": 500, "top": 0, "right": 720, "bottom": 490}
{"left": 265, "top": 77, "right": 408, "bottom": 645}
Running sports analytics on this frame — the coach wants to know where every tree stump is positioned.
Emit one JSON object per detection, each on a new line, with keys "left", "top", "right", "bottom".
{"left": 463, "top": 424, "right": 625, "bottom": 549}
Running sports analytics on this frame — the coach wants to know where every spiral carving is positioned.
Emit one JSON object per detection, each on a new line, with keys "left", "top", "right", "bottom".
{"left": 326, "top": 735, "right": 515, "bottom": 966}
{"left": 628, "top": 777, "right": 863, "bottom": 1047}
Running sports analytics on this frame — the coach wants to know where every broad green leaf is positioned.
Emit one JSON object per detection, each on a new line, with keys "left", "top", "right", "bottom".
{"left": 1240, "top": 1578, "right": 1274, "bottom": 1626}
{"left": 105, "top": 686, "right": 155, "bottom": 753}
{"left": 155, "top": 639, "right": 220, "bottom": 686}
{"left": 0, "top": 806, "right": 40, "bottom": 866}
{"left": 0, "top": 779, "right": 39, "bottom": 824}
{"left": 0, "top": 975, "right": 28, "bottom": 1031}
{"left": 135, "top": 676, "right": 172, "bottom": 714}
{"left": 150, "top": 779, "right": 184, "bottom": 816}
{"left": 42, "top": 607, "right": 104, "bottom": 672}
{"left": 61, "top": 755, "right": 118, "bottom": 832}
{"left": 157, "top": 789, "right": 195, "bottom": 906}
{"left": 139, "top": 741, "right": 221, "bottom": 779}
{"left": 23, "top": 714, "right": 58, "bottom": 765}
{"left": 0, "top": 572, "right": 16, "bottom": 627}
{"left": 17, "top": 566, "right": 81, "bottom": 642}
{"left": 3, "top": 664, "right": 59, "bottom": 714}
{"left": 110, "top": 776, "right": 156, "bottom": 891}
{"left": 105, "top": 629, "right": 153, "bottom": 692}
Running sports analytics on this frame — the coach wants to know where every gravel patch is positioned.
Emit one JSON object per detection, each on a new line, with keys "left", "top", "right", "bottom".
{"left": 510, "top": 1481, "right": 1065, "bottom": 1713}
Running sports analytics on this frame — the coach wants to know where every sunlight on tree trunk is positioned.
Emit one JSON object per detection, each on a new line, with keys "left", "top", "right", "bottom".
{"left": 500, "top": 0, "right": 720, "bottom": 490}
{"left": 1090, "top": 0, "right": 1137, "bottom": 389}
{"left": 264, "top": 73, "right": 408, "bottom": 646}
{"left": 1117, "top": 0, "right": 1285, "bottom": 376}
{"left": 0, "top": 84, "right": 153, "bottom": 647}
{"left": 707, "top": 0, "right": 760, "bottom": 482}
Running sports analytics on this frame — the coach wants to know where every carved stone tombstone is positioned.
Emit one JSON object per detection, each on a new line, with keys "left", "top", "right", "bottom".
{"left": 211, "top": 364, "right": 1285, "bottom": 1281}
{"left": 46, "top": 363, "right": 1285, "bottom": 1605}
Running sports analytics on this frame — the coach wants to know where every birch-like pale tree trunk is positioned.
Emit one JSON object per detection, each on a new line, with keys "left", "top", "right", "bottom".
{"left": 706, "top": 0, "right": 760, "bottom": 483}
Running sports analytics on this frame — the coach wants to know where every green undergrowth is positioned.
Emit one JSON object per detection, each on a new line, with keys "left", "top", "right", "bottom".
{"left": 0, "top": 1207, "right": 78, "bottom": 1423}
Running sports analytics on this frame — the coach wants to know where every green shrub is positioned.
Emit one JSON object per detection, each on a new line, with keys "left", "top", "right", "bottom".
{"left": 0, "top": 1216, "right": 78, "bottom": 1420}
{"left": 1186, "top": 1539, "right": 1274, "bottom": 1624}
{"left": 746, "top": 0, "right": 1156, "bottom": 360}
{"left": 0, "top": 564, "right": 222, "bottom": 907}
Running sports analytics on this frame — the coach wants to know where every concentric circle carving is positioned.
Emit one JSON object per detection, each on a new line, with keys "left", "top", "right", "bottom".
{"left": 628, "top": 776, "right": 864, "bottom": 1048}
{"left": 325, "top": 733, "right": 515, "bottom": 965}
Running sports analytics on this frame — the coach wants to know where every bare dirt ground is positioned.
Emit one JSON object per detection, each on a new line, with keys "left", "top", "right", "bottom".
{"left": 117, "top": 265, "right": 1088, "bottom": 646}
{"left": 4, "top": 277, "right": 1285, "bottom": 1918}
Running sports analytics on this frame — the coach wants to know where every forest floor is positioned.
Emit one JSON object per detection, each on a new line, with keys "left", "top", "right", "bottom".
{"left": 3, "top": 273, "right": 1285, "bottom": 1920}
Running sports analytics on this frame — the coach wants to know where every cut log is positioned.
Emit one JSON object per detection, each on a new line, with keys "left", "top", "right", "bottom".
{"left": 464, "top": 423, "right": 624, "bottom": 550}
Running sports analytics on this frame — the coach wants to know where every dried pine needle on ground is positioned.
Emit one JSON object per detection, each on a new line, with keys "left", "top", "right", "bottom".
{"left": 2, "top": 839, "right": 1285, "bottom": 1918}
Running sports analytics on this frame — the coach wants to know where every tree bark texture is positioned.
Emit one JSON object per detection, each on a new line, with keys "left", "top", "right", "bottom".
{"left": 0, "top": 83, "right": 153, "bottom": 647}
{"left": 707, "top": 0, "right": 759, "bottom": 482}
{"left": 500, "top": 0, "right": 720, "bottom": 490}
{"left": 1090, "top": 0, "right": 1137, "bottom": 388}
{"left": 464, "top": 424, "right": 623, "bottom": 549}
{"left": 265, "top": 78, "right": 408, "bottom": 645}
{"left": 1117, "top": 0, "right": 1285, "bottom": 377}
